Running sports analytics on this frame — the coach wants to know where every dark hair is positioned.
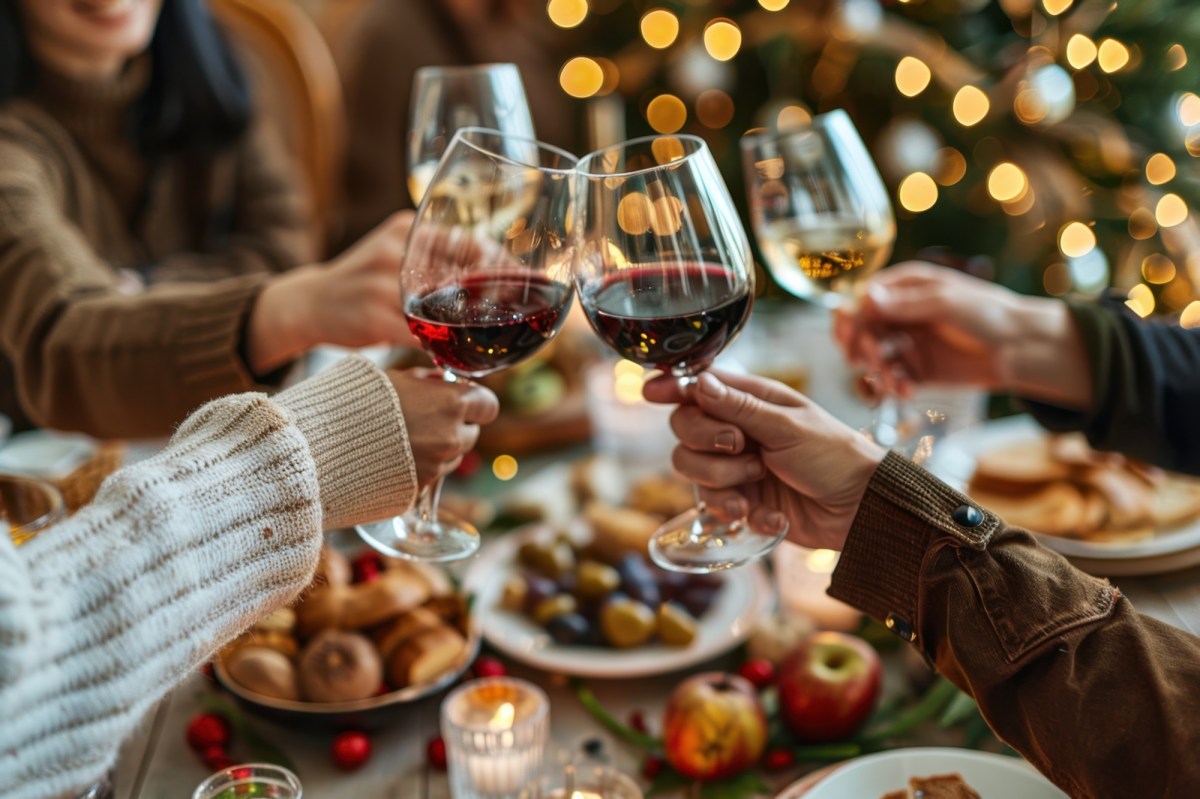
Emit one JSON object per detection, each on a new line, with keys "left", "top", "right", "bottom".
{"left": 0, "top": 0, "right": 251, "bottom": 156}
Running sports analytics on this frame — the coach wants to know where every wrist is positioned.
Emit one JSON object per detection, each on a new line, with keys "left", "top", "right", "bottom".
{"left": 1002, "top": 297, "right": 1092, "bottom": 410}
{"left": 246, "top": 265, "right": 320, "bottom": 374}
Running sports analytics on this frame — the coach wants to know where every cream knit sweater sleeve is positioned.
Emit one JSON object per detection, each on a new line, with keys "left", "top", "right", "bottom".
{"left": 0, "top": 355, "right": 417, "bottom": 799}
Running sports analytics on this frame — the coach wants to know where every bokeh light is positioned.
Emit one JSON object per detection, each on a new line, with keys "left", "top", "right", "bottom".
{"left": 1043, "top": 0, "right": 1073, "bottom": 14}
{"left": 492, "top": 454, "right": 519, "bottom": 481}
{"left": 1125, "top": 284, "right": 1155, "bottom": 318}
{"left": 1058, "top": 221, "right": 1096, "bottom": 258}
{"left": 777, "top": 105, "right": 812, "bottom": 129}
{"left": 1141, "top": 254, "right": 1176, "bottom": 285}
{"left": 935, "top": 147, "right": 967, "bottom": 186}
{"left": 1065, "top": 34, "right": 1097, "bottom": 69}
{"left": 1097, "top": 39, "right": 1130, "bottom": 73}
{"left": 1129, "top": 208, "right": 1158, "bottom": 240}
{"left": 1043, "top": 263, "right": 1072, "bottom": 296}
{"left": 953, "top": 86, "right": 989, "bottom": 126}
{"left": 1156, "top": 193, "right": 1188, "bottom": 227}
{"left": 1168, "top": 44, "right": 1188, "bottom": 71}
{"left": 559, "top": 57, "right": 604, "bottom": 98}
{"left": 898, "top": 172, "right": 938, "bottom": 212}
{"left": 1145, "top": 153, "right": 1176, "bottom": 185}
{"left": 758, "top": 0, "right": 790, "bottom": 10}
{"left": 703, "top": 19, "right": 742, "bottom": 62}
{"left": 987, "top": 162, "right": 1028, "bottom": 202}
{"left": 1181, "top": 301, "right": 1200, "bottom": 329}
{"left": 646, "top": 93, "right": 687, "bottom": 133}
{"left": 613, "top": 360, "right": 645, "bottom": 404}
{"left": 895, "top": 57, "right": 932, "bottom": 97}
{"left": 1178, "top": 93, "right": 1200, "bottom": 127}
{"left": 547, "top": 0, "right": 588, "bottom": 29}
{"left": 640, "top": 9, "right": 679, "bottom": 49}
{"left": 696, "top": 89, "right": 735, "bottom": 129}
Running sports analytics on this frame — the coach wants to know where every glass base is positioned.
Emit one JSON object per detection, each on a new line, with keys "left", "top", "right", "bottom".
{"left": 355, "top": 509, "right": 480, "bottom": 562}
{"left": 648, "top": 506, "right": 786, "bottom": 573}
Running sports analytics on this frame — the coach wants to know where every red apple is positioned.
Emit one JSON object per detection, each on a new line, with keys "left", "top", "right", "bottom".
{"left": 778, "top": 631, "right": 882, "bottom": 742}
{"left": 662, "top": 671, "right": 767, "bottom": 781}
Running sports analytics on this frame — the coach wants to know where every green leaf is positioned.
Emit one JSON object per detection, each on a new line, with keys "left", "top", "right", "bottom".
{"left": 791, "top": 742, "right": 861, "bottom": 762}
{"left": 572, "top": 680, "right": 662, "bottom": 752}
{"left": 938, "top": 690, "right": 978, "bottom": 728}
{"left": 859, "top": 677, "right": 958, "bottom": 744}
{"left": 648, "top": 767, "right": 773, "bottom": 799}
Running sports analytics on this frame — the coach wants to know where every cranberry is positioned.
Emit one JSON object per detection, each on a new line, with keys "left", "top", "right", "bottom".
{"left": 331, "top": 731, "right": 372, "bottom": 771}
{"left": 426, "top": 736, "right": 448, "bottom": 771}
{"left": 737, "top": 659, "right": 776, "bottom": 691}
{"left": 185, "top": 713, "right": 231, "bottom": 751}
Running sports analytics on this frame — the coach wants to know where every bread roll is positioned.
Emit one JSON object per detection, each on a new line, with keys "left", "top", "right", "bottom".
{"left": 386, "top": 626, "right": 467, "bottom": 688}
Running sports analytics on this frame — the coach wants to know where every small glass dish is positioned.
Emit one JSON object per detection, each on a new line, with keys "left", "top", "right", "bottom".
{"left": 1, "top": 473, "right": 65, "bottom": 546}
{"left": 192, "top": 763, "right": 301, "bottom": 799}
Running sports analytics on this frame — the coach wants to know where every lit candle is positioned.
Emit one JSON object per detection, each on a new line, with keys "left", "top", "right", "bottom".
{"left": 442, "top": 678, "right": 550, "bottom": 799}
{"left": 584, "top": 360, "right": 674, "bottom": 470}
{"left": 773, "top": 542, "right": 862, "bottom": 632}
{"left": 519, "top": 762, "right": 643, "bottom": 799}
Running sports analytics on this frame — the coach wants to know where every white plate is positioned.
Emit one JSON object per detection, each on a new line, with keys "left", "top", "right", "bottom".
{"left": 462, "top": 525, "right": 774, "bottom": 678}
{"left": 926, "top": 415, "right": 1200, "bottom": 575}
{"left": 793, "top": 747, "right": 1065, "bottom": 799}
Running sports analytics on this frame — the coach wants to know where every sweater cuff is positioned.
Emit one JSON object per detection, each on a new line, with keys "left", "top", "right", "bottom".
{"left": 273, "top": 356, "right": 417, "bottom": 529}
{"left": 172, "top": 275, "right": 273, "bottom": 398}
{"left": 829, "top": 451, "right": 1002, "bottom": 639}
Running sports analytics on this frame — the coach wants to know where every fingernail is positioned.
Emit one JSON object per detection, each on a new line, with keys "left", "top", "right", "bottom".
{"left": 765, "top": 512, "right": 788, "bottom": 535}
{"left": 724, "top": 498, "right": 746, "bottom": 519}
{"left": 699, "top": 373, "right": 725, "bottom": 399}
{"left": 714, "top": 430, "right": 738, "bottom": 452}
{"left": 867, "top": 284, "right": 890, "bottom": 308}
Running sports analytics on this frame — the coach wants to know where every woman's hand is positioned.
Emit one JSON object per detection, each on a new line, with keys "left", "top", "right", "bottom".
{"left": 644, "top": 371, "right": 886, "bottom": 551}
{"left": 834, "top": 261, "right": 1090, "bottom": 409}
{"left": 247, "top": 212, "right": 418, "bottom": 373}
{"left": 387, "top": 368, "right": 500, "bottom": 488}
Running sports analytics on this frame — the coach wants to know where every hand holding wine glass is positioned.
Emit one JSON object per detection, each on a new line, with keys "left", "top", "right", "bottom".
{"left": 357, "top": 127, "right": 577, "bottom": 562}
{"left": 574, "top": 134, "right": 782, "bottom": 573}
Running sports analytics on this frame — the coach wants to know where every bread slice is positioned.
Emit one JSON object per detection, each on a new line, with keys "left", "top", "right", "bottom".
{"left": 968, "top": 482, "right": 1088, "bottom": 536}
{"left": 906, "top": 773, "right": 981, "bottom": 799}
{"left": 971, "top": 439, "right": 1072, "bottom": 492}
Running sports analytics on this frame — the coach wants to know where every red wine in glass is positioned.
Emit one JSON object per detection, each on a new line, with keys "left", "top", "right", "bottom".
{"left": 581, "top": 263, "right": 751, "bottom": 374}
{"left": 406, "top": 273, "right": 573, "bottom": 377}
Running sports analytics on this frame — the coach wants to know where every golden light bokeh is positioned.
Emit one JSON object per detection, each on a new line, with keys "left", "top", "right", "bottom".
{"left": 1128, "top": 208, "right": 1158, "bottom": 240}
{"left": 1001, "top": 187, "right": 1036, "bottom": 216}
{"left": 617, "top": 192, "right": 652, "bottom": 235}
{"left": 1164, "top": 280, "right": 1194, "bottom": 311}
{"left": 1181, "top": 301, "right": 1200, "bottom": 329}
{"left": 898, "top": 172, "right": 938, "bottom": 212}
{"left": 559, "top": 57, "right": 604, "bottom": 98}
{"left": 646, "top": 93, "right": 687, "bottom": 133}
{"left": 1097, "top": 39, "right": 1130, "bottom": 73}
{"left": 1145, "top": 153, "right": 1176, "bottom": 185}
{"left": 696, "top": 89, "right": 735, "bottom": 129}
{"left": 1058, "top": 221, "right": 1096, "bottom": 258}
{"left": 758, "top": 0, "right": 790, "bottom": 10}
{"left": 640, "top": 9, "right": 679, "bottom": 49}
{"left": 547, "top": 0, "right": 588, "bottom": 29}
{"left": 651, "top": 136, "right": 686, "bottom": 164}
{"left": 1168, "top": 44, "right": 1188, "bottom": 72}
{"left": 895, "top": 56, "right": 932, "bottom": 97}
{"left": 594, "top": 57, "right": 619, "bottom": 96}
{"left": 1043, "top": 263, "right": 1072, "bottom": 296}
{"left": 1043, "top": 0, "right": 1073, "bottom": 15}
{"left": 777, "top": 105, "right": 812, "bottom": 130}
{"left": 492, "top": 454, "right": 519, "bottom": 481}
{"left": 1013, "top": 88, "right": 1047, "bottom": 125}
{"left": 1178, "top": 93, "right": 1200, "bottom": 127}
{"left": 987, "top": 162, "right": 1028, "bottom": 202}
{"left": 1156, "top": 193, "right": 1189, "bottom": 227}
{"left": 1125, "top": 284, "right": 1155, "bottom": 318}
{"left": 613, "top": 360, "right": 645, "bottom": 404}
{"left": 935, "top": 147, "right": 967, "bottom": 186}
{"left": 650, "top": 196, "right": 684, "bottom": 236}
{"left": 952, "top": 85, "right": 990, "bottom": 126}
{"left": 703, "top": 19, "right": 742, "bottom": 62}
{"left": 1141, "top": 253, "right": 1177, "bottom": 285}
{"left": 1065, "top": 34, "right": 1098, "bottom": 69}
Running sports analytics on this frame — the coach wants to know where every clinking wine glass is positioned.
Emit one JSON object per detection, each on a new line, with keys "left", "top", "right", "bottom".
{"left": 357, "top": 128, "right": 577, "bottom": 562}
{"left": 407, "top": 63, "right": 535, "bottom": 205}
{"left": 740, "top": 111, "right": 902, "bottom": 443}
{"left": 574, "top": 134, "right": 784, "bottom": 573}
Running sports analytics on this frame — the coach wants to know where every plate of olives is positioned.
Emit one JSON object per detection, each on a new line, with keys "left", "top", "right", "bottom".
{"left": 463, "top": 523, "right": 774, "bottom": 677}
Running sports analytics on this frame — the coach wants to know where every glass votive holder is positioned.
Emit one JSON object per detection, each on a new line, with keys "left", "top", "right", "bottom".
{"left": 191, "top": 763, "right": 301, "bottom": 799}
{"left": 773, "top": 541, "right": 861, "bottom": 632}
{"left": 1, "top": 473, "right": 65, "bottom": 547}
{"left": 441, "top": 677, "right": 550, "bottom": 799}
{"left": 519, "top": 762, "right": 644, "bottom": 799}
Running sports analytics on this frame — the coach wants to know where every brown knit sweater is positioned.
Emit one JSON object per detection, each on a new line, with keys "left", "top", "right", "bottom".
{"left": 0, "top": 58, "right": 312, "bottom": 439}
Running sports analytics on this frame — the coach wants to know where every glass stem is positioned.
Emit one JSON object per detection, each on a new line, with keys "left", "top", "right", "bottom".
{"left": 411, "top": 369, "right": 461, "bottom": 531}
{"left": 677, "top": 372, "right": 709, "bottom": 517}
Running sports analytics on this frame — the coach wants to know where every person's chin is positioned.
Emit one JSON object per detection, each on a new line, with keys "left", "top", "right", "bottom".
{"left": 71, "top": 1, "right": 157, "bottom": 44}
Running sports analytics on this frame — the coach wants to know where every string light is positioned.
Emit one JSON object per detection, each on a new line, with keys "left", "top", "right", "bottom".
{"left": 1182, "top": 301, "right": 1200, "bottom": 329}
{"left": 934, "top": 147, "right": 967, "bottom": 186}
{"left": 696, "top": 90, "right": 735, "bottom": 129}
{"left": 559, "top": 57, "right": 604, "bottom": 98}
{"left": 1168, "top": 44, "right": 1188, "bottom": 71}
{"left": 1065, "top": 34, "right": 1098, "bottom": 70}
{"left": 547, "top": 0, "right": 588, "bottom": 29}
{"left": 987, "top": 162, "right": 1028, "bottom": 202}
{"left": 1145, "top": 153, "right": 1176, "bottom": 185}
{"left": 895, "top": 57, "right": 932, "bottom": 97}
{"left": 703, "top": 19, "right": 742, "bottom": 61}
{"left": 1058, "top": 221, "right": 1096, "bottom": 258}
{"left": 898, "top": 172, "right": 938, "bottom": 212}
{"left": 758, "top": 0, "right": 790, "bottom": 9}
{"left": 646, "top": 94, "right": 687, "bottom": 133}
{"left": 1178, "top": 93, "right": 1200, "bottom": 127}
{"left": 1156, "top": 193, "right": 1189, "bottom": 227}
{"left": 492, "top": 454, "right": 519, "bottom": 480}
{"left": 1097, "top": 39, "right": 1130, "bottom": 73}
{"left": 952, "top": 86, "right": 989, "bottom": 126}
{"left": 1043, "top": 0, "right": 1073, "bottom": 14}
{"left": 1125, "top": 284, "right": 1155, "bottom": 317}
{"left": 1141, "top": 254, "right": 1176, "bottom": 284}
{"left": 1128, "top": 208, "right": 1158, "bottom": 240}
{"left": 640, "top": 9, "right": 679, "bottom": 49}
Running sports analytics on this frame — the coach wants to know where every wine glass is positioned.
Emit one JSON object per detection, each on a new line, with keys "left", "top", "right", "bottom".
{"left": 357, "top": 128, "right": 577, "bottom": 562}
{"left": 407, "top": 63, "right": 535, "bottom": 205}
{"left": 740, "top": 110, "right": 900, "bottom": 442}
{"left": 573, "top": 134, "right": 783, "bottom": 573}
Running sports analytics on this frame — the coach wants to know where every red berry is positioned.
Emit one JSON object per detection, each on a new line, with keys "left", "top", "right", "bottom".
{"left": 352, "top": 551, "right": 383, "bottom": 583}
{"left": 200, "top": 662, "right": 215, "bottom": 681}
{"left": 201, "top": 745, "right": 234, "bottom": 772}
{"left": 737, "top": 659, "right": 776, "bottom": 691}
{"left": 763, "top": 748, "right": 795, "bottom": 771}
{"left": 628, "top": 710, "right": 649, "bottom": 734}
{"left": 426, "top": 736, "right": 448, "bottom": 771}
{"left": 642, "top": 755, "right": 664, "bottom": 780}
{"left": 331, "top": 731, "right": 372, "bottom": 771}
{"left": 186, "top": 713, "right": 231, "bottom": 751}
{"left": 473, "top": 656, "right": 507, "bottom": 679}
{"left": 454, "top": 449, "right": 482, "bottom": 478}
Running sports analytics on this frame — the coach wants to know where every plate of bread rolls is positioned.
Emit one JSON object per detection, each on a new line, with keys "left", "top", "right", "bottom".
{"left": 213, "top": 545, "right": 478, "bottom": 727}
{"left": 927, "top": 415, "right": 1200, "bottom": 576}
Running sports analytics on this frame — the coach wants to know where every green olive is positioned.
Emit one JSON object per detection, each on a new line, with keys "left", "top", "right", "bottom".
{"left": 656, "top": 602, "right": 698, "bottom": 647}
{"left": 533, "top": 593, "right": 578, "bottom": 626}
{"left": 518, "top": 540, "right": 576, "bottom": 578}
{"left": 499, "top": 575, "right": 528, "bottom": 612}
{"left": 575, "top": 560, "right": 621, "bottom": 601}
{"left": 600, "top": 598, "right": 656, "bottom": 648}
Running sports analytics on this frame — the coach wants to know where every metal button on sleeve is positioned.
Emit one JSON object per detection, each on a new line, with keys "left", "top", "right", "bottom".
{"left": 951, "top": 504, "right": 985, "bottom": 528}
{"left": 885, "top": 613, "right": 916, "bottom": 643}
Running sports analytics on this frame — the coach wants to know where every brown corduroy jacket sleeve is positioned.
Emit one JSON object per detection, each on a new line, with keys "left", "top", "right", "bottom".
{"left": 830, "top": 452, "right": 1200, "bottom": 799}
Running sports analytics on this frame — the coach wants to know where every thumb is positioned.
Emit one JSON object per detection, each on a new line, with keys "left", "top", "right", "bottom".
{"left": 862, "top": 282, "right": 940, "bottom": 324}
{"left": 692, "top": 372, "right": 798, "bottom": 446}
{"left": 459, "top": 383, "right": 500, "bottom": 425}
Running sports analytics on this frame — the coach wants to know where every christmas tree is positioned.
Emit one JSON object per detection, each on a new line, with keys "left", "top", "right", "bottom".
{"left": 547, "top": 0, "right": 1200, "bottom": 320}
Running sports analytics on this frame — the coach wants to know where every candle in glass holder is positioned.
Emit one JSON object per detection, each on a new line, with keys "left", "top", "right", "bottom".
{"left": 519, "top": 762, "right": 643, "bottom": 799}
{"left": 773, "top": 542, "right": 862, "bottom": 632}
{"left": 191, "top": 763, "right": 301, "bottom": 799}
{"left": 442, "top": 677, "right": 550, "bottom": 799}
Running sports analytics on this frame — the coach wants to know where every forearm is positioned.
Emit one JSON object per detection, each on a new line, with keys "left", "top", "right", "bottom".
{"left": 1002, "top": 296, "right": 1092, "bottom": 410}
{"left": 830, "top": 454, "right": 1200, "bottom": 798}
{"left": 0, "top": 357, "right": 415, "bottom": 798}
